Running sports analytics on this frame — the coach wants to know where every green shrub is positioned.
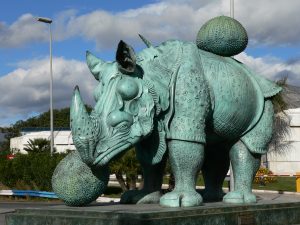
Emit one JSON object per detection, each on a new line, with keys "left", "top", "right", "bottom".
{"left": 0, "top": 152, "right": 66, "bottom": 191}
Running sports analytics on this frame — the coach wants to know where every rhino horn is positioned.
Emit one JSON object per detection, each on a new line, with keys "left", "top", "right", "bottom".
{"left": 70, "top": 86, "right": 92, "bottom": 138}
{"left": 138, "top": 34, "right": 152, "bottom": 48}
{"left": 86, "top": 51, "right": 105, "bottom": 81}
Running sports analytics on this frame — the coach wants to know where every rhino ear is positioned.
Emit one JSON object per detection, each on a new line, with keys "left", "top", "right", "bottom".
{"left": 116, "top": 40, "right": 136, "bottom": 74}
{"left": 86, "top": 51, "right": 106, "bottom": 81}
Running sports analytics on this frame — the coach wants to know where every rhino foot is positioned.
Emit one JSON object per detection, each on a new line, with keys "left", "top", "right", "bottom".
{"left": 160, "top": 190, "right": 203, "bottom": 207}
{"left": 120, "top": 190, "right": 161, "bottom": 204}
{"left": 223, "top": 191, "right": 256, "bottom": 204}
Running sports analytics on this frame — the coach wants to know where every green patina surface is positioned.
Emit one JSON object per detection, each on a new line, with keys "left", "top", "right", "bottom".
{"left": 196, "top": 16, "right": 248, "bottom": 56}
{"left": 52, "top": 151, "right": 109, "bottom": 206}
{"left": 51, "top": 16, "right": 282, "bottom": 208}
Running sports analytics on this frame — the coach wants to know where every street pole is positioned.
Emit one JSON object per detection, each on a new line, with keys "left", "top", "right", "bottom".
{"left": 230, "top": 0, "right": 234, "bottom": 18}
{"left": 37, "top": 17, "right": 54, "bottom": 156}
{"left": 229, "top": 0, "right": 235, "bottom": 191}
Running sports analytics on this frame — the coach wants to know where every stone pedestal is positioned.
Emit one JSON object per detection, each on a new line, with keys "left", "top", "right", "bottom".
{"left": 5, "top": 194, "right": 300, "bottom": 225}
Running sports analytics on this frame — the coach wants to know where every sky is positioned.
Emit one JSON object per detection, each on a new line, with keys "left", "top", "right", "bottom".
{"left": 0, "top": 0, "right": 300, "bottom": 127}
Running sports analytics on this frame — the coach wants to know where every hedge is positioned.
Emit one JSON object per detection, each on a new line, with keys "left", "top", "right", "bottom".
{"left": 0, "top": 152, "right": 66, "bottom": 191}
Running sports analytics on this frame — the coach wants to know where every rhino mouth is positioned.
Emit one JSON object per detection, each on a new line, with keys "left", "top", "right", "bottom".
{"left": 92, "top": 125, "right": 141, "bottom": 166}
{"left": 93, "top": 140, "right": 133, "bottom": 166}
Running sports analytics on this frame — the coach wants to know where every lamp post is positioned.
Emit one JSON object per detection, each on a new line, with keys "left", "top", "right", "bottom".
{"left": 230, "top": 0, "right": 234, "bottom": 18}
{"left": 229, "top": 0, "right": 235, "bottom": 191}
{"left": 37, "top": 17, "right": 54, "bottom": 156}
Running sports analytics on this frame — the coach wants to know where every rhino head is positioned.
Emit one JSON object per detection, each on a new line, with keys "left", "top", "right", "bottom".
{"left": 71, "top": 41, "right": 156, "bottom": 167}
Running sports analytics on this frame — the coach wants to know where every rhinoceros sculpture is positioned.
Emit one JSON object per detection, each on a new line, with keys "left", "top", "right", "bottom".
{"left": 55, "top": 36, "right": 281, "bottom": 207}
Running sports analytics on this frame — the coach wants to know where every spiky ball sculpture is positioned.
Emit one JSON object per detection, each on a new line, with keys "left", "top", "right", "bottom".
{"left": 196, "top": 16, "right": 248, "bottom": 57}
{"left": 52, "top": 151, "right": 109, "bottom": 206}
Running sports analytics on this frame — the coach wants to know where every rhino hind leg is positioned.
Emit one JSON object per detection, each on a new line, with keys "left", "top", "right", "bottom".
{"left": 120, "top": 154, "right": 167, "bottom": 204}
{"left": 223, "top": 141, "right": 261, "bottom": 204}
{"left": 202, "top": 144, "right": 230, "bottom": 202}
{"left": 160, "top": 140, "right": 204, "bottom": 207}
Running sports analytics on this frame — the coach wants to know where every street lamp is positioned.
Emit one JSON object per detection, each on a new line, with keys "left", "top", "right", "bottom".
{"left": 37, "top": 17, "right": 54, "bottom": 156}
{"left": 230, "top": 0, "right": 234, "bottom": 18}
{"left": 229, "top": 0, "right": 235, "bottom": 191}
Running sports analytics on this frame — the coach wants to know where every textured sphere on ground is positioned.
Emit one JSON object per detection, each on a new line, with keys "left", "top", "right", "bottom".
{"left": 196, "top": 16, "right": 248, "bottom": 57}
{"left": 52, "top": 151, "right": 109, "bottom": 206}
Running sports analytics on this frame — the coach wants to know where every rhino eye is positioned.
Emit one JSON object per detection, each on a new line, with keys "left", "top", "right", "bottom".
{"left": 107, "top": 110, "right": 133, "bottom": 128}
{"left": 117, "top": 78, "right": 139, "bottom": 100}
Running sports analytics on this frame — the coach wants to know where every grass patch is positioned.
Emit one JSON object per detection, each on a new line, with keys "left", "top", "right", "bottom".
{"left": 164, "top": 175, "right": 296, "bottom": 192}
{"left": 252, "top": 176, "right": 296, "bottom": 192}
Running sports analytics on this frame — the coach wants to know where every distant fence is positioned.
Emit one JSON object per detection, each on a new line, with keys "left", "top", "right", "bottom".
{"left": 0, "top": 190, "right": 58, "bottom": 199}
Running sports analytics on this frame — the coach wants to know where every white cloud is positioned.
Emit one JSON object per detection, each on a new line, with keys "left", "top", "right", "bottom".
{"left": 234, "top": 0, "right": 300, "bottom": 46}
{"left": 58, "top": 0, "right": 300, "bottom": 49}
{"left": 0, "top": 1, "right": 227, "bottom": 49}
{"left": 59, "top": 1, "right": 222, "bottom": 50}
{"left": 2, "top": 1, "right": 300, "bottom": 49}
{"left": 236, "top": 53, "right": 287, "bottom": 80}
{"left": 0, "top": 57, "right": 97, "bottom": 126}
{"left": 236, "top": 52, "right": 300, "bottom": 86}
{"left": 0, "top": 14, "right": 48, "bottom": 48}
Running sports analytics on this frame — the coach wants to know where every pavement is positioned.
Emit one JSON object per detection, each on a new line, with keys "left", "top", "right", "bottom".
{"left": 1, "top": 192, "right": 300, "bottom": 225}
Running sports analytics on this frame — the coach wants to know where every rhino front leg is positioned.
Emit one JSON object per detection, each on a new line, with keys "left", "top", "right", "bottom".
{"left": 160, "top": 140, "right": 204, "bottom": 207}
{"left": 223, "top": 141, "right": 260, "bottom": 203}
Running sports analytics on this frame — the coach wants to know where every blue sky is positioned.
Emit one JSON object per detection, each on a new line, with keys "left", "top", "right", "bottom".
{"left": 1, "top": 0, "right": 300, "bottom": 127}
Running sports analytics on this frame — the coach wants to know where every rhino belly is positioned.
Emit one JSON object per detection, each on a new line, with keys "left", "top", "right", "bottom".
{"left": 200, "top": 50, "right": 264, "bottom": 141}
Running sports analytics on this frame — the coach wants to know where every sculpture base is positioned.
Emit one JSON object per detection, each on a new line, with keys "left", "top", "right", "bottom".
{"left": 5, "top": 194, "right": 300, "bottom": 225}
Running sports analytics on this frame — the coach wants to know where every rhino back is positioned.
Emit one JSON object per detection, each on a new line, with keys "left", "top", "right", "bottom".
{"left": 199, "top": 50, "right": 265, "bottom": 140}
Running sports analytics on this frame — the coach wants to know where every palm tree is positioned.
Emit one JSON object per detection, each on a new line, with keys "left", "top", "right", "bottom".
{"left": 269, "top": 77, "right": 291, "bottom": 155}
{"left": 23, "top": 138, "right": 51, "bottom": 153}
{"left": 109, "top": 148, "right": 141, "bottom": 191}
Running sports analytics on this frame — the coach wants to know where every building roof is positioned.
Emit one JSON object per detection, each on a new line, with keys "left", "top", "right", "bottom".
{"left": 21, "top": 127, "right": 70, "bottom": 132}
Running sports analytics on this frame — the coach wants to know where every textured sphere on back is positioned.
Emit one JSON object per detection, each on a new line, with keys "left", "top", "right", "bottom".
{"left": 52, "top": 151, "right": 109, "bottom": 206}
{"left": 196, "top": 16, "right": 248, "bottom": 57}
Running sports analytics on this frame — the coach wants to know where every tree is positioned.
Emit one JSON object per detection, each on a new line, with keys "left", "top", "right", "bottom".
{"left": 269, "top": 77, "right": 291, "bottom": 155}
{"left": 109, "top": 148, "right": 142, "bottom": 191}
{"left": 23, "top": 138, "right": 51, "bottom": 154}
{"left": 0, "top": 126, "right": 20, "bottom": 153}
{"left": 13, "top": 106, "right": 92, "bottom": 130}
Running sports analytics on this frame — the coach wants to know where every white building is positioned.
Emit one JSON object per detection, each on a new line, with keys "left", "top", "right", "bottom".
{"left": 267, "top": 108, "right": 300, "bottom": 175}
{"left": 10, "top": 129, "right": 75, "bottom": 154}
